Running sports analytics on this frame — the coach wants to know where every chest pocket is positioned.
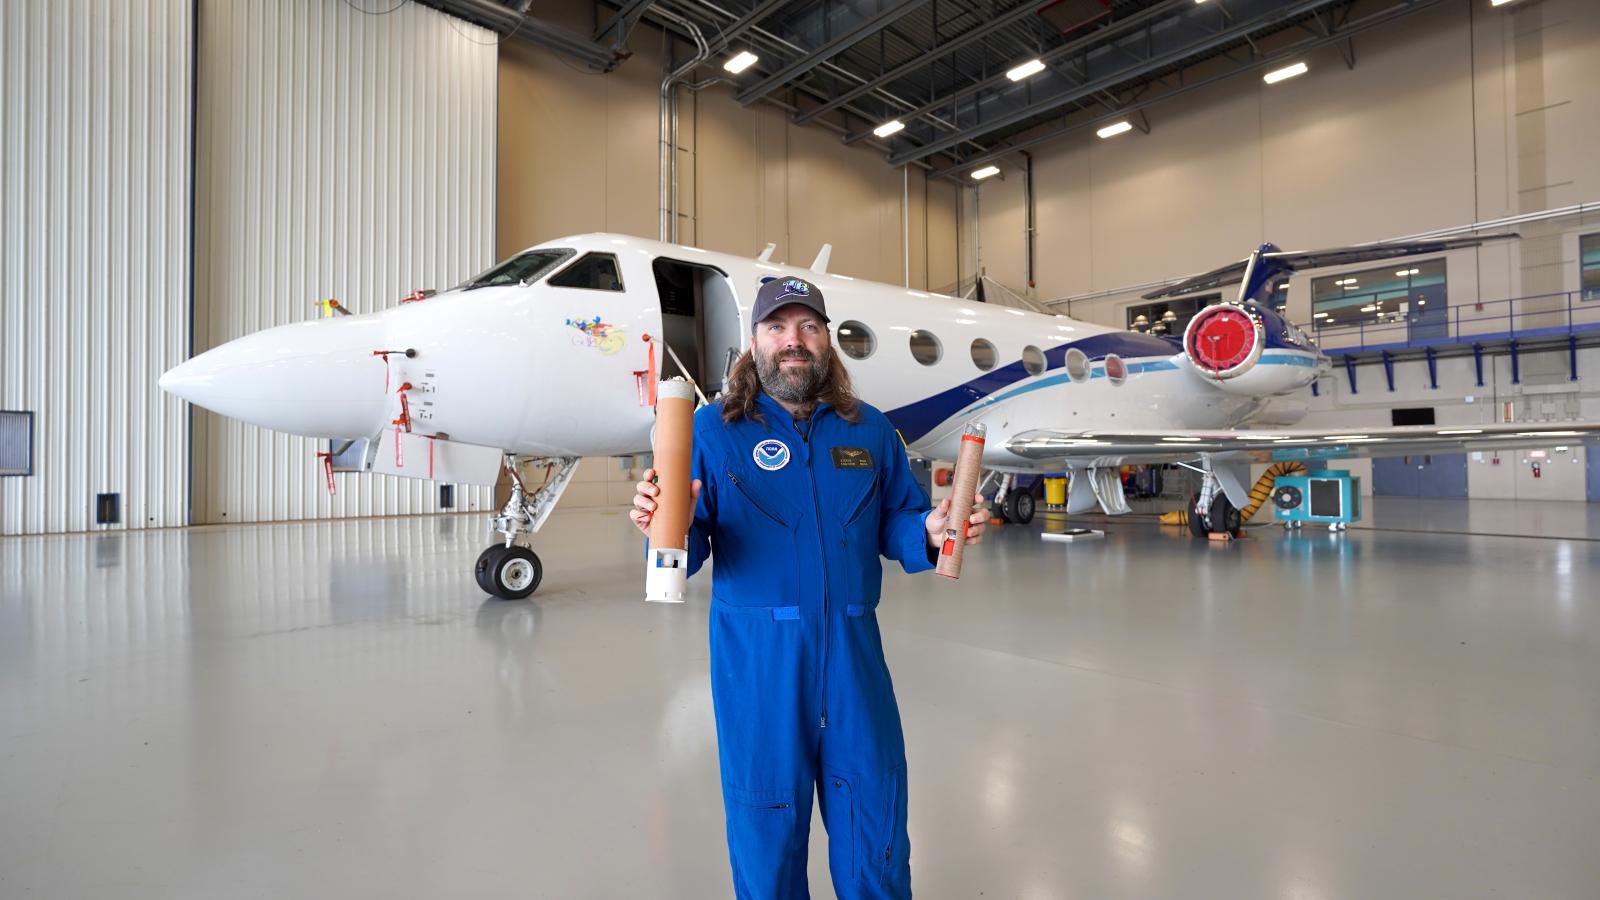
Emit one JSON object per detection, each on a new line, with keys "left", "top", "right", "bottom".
{"left": 725, "top": 470, "right": 792, "bottom": 529}
{"left": 841, "top": 470, "right": 880, "bottom": 529}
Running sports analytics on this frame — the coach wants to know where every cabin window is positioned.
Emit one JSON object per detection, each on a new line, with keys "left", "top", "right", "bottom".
{"left": 909, "top": 330, "right": 942, "bottom": 366}
{"left": 1021, "top": 345, "right": 1045, "bottom": 376}
{"left": 969, "top": 338, "right": 997, "bottom": 371}
{"left": 459, "top": 248, "right": 574, "bottom": 290}
{"left": 1065, "top": 347, "right": 1089, "bottom": 383}
{"left": 837, "top": 321, "right": 876, "bottom": 359}
{"left": 1104, "top": 354, "right": 1127, "bottom": 385}
{"left": 549, "top": 252, "right": 625, "bottom": 291}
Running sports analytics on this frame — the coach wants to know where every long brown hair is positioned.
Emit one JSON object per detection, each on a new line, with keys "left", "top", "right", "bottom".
{"left": 720, "top": 347, "right": 862, "bottom": 425}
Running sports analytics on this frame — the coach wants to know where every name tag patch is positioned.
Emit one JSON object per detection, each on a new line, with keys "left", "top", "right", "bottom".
{"left": 831, "top": 447, "right": 873, "bottom": 469}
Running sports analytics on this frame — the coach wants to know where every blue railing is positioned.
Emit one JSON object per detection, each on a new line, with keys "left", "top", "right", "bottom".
{"left": 1302, "top": 289, "right": 1600, "bottom": 354}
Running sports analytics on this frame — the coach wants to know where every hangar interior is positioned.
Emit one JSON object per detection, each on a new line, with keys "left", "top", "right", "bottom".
{"left": 3, "top": 0, "right": 1600, "bottom": 897}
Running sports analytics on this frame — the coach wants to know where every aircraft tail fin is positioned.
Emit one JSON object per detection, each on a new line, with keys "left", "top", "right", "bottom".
{"left": 810, "top": 243, "right": 832, "bottom": 274}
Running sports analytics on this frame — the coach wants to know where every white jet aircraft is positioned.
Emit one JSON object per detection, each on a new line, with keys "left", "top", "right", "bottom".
{"left": 161, "top": 231, "right": 1598, "bottom": 598}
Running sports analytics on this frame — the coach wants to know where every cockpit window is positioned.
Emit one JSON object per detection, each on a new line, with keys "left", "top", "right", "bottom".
{"left": 548, "top": 253, "right": 625, "bottom": 292}
{"left": 459, "top": 249, "right": 574, "bottom": 290}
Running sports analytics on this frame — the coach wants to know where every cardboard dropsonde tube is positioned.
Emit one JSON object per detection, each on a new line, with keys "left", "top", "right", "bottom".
{"left": 646, "top": 380, "right": 696, "bottom": 602}
{"left": 934, "top": 422, "right": 987, "bottom": 580}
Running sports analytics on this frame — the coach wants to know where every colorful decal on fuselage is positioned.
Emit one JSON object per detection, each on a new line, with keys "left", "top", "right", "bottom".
{"left": 565, "top": 316, "right": 627, "bottom": 355}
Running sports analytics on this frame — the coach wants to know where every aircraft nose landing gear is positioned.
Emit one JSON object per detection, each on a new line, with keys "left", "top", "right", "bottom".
{"left": 477, "top": 455, "right": 578, "bottom": 600}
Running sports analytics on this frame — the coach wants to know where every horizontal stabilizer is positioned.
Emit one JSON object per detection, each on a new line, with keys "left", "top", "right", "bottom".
{"left": 1142, "top": 233, "right": 1519, "bottom": 300}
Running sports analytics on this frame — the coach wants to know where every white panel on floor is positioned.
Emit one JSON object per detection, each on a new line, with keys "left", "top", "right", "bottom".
{"left": 193, "top": 0, "right": 497, "bottom": 524}
{"left": 0, "top": 0, "right": 193, "bottom": 535}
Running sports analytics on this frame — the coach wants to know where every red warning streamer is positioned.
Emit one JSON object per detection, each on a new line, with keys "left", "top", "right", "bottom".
{"left": 314, "top": 451, "right": 337, "bottom": 496}
{"left": 392, "top": 383, "right": 414, "bottom": 467}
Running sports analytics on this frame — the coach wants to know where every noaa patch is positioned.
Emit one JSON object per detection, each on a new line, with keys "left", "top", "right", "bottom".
{"left": 752, "top": 439, "right": 791, "bottom": 471}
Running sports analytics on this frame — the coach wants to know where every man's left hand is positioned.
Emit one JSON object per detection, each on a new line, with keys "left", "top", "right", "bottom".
{"left": 925, "top": 492, "right": 989, "bottom": 548}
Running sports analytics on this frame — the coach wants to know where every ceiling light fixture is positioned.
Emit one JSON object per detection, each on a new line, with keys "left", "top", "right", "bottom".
{"left": 971, "top": 165, "right": 1000, "bottom": 180}
{"left": 873, "top": 119, "right": 905, "bottom": 138}
{"left": 1096, "top": 120, "right": 1134, "bottom": 139}
{"left": 1006, "top": 59, "right": 1047, "bottom": 81}
{"left": 1263, "top": 61, "right": 1309, "bottom": 84}
{"left": 723, "top": 50, "right": 759, "bottom": 74}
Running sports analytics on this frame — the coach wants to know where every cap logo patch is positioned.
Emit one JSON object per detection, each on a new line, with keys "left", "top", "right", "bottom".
{"left": 753, "top": 439, "right": 791, "bottom": 471}
{"left": 774, "top": 278, "right": 810, "bottom": 301}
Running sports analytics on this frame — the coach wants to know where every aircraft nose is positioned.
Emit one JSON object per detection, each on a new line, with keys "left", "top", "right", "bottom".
{"left": 160, "top": 317, "right": 393, "bottom": 439}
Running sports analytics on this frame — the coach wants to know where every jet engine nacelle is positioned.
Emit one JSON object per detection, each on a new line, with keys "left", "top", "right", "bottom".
{"left": 1181, "top": 301, "right": 1312, "bottom": 396}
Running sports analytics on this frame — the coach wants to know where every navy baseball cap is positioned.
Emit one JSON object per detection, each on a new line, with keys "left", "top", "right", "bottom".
{"left": 751, "top": 277, "right": 828, "bottom": 331}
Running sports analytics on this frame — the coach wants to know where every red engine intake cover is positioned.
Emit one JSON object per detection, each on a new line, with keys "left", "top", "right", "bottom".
{"left": 1185, "top": 305, "right": 1261, "bottom": 377}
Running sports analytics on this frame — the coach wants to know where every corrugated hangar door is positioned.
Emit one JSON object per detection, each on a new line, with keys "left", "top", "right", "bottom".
{"left": 193, "top": 0, "right": 498, "bottom": 525}
{"left": 1, "top": 0, "right": 194, "bottom": 535}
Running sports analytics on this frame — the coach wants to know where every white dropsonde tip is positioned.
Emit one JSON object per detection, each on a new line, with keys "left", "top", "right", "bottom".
{"left": 645, "top": 548, "right": 689, "bottom": 603}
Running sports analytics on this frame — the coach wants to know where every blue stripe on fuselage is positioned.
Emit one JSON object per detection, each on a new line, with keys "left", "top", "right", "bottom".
{"left": 883, "top": 336, "right": 1319, "bottom": 444}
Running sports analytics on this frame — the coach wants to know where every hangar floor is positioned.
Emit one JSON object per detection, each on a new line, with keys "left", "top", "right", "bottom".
{"left": 2, "top": 497, "right": 1598, "bottom": 898}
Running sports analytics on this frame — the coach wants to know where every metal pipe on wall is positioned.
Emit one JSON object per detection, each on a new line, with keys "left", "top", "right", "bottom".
{"left": 1023, "top": 151, "right": 1035, "bottom": 292}
{"left": 903, "top": 166, "right": 910, "bottom": 287}
{"left": 655, "top": 9, "right": 708, "bottom": 243}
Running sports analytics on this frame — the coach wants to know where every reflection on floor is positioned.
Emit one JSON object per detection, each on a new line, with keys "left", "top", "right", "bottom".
{"left": 2, "top": 498, "right": 1598, "bottom": 897}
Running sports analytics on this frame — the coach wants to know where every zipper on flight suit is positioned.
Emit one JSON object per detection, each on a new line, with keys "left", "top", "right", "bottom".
{"left": 795, "top": 412, "right": 831, "bottom": 730}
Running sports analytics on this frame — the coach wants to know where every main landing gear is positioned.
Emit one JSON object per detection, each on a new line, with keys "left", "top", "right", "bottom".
{"left": 1186, "top": 490, "right": 1243, "bottom": 539}
{"left": 476, "top": 455, "right": 579, "bottom": 600}
{"left": 987, "top": 473, "right": 1037, "bottom": 525}
{"left": 1185, "top": 459, "right": 1243, "bottom": 540}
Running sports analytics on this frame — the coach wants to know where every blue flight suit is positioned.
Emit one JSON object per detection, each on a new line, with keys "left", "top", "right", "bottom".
{"left": 683, "top": 391, "right": 935, "bottom": 899}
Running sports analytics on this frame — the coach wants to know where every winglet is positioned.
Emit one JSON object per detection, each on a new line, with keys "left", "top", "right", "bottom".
{"left": 757, "top": 242, "right": 776, "bottom": 262}
{"left": 810, "top": 243, "right": 832, "bottom": 274}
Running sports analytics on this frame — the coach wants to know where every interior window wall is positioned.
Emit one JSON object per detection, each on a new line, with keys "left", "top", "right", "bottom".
{"left": 1126, "top": 294, "right": 1220, "bottom": 336}
{"left": 1582, "top": 233, "right": 1600, "bottom": 300}
{"left": 1311, "top": 258, "right": 1448, "bottom": 340}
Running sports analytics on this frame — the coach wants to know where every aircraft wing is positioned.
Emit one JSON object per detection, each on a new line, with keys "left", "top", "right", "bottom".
{"left": 1005, "top": 421, "right": 1600, "bottom": 467}
{"left": 1141, "top": 234, "right": 1518, "bottom": 300}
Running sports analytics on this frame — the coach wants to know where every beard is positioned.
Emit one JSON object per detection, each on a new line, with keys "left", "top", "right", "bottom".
{"left": 755, "top": 345, "right": 829, "bottom": 406}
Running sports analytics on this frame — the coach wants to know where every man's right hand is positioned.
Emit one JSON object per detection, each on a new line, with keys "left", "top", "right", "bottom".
{"left": 629, "top": 467, "right": 703, "bottom": 537}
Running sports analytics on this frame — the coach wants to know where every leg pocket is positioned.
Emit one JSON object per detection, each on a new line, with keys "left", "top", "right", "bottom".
{"left": 851, "top": 763, "right": 908, "bottom": 891}
{"left": 725, "top": 786, "right": 805, "bottom": 899}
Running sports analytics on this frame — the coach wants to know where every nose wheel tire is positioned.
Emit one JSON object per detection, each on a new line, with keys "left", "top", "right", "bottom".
{"left": 476, "top": 544, "right": 543, "bottom": 600}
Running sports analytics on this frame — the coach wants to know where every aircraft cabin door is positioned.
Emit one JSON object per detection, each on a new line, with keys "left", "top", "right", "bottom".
{"left": 652, "top": 258, "right": 744, "bottom": 397}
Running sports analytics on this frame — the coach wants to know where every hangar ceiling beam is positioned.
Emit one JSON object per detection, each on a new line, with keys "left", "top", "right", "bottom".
{"left": 735, "top": 0, "right": 930, "bottom": 106}
{"left": 888, "top": 0, "right": 1346, "bottom": 166}
{"left": 593, "top": 0, "right": 656, "bottom": 51}
{"left": 791, "top": 0, "right": 1057, "bottom": 126}
{"left": 425, "top": 0, "right": 621, "bottom": 70}
{"left": 935, "top": 0, "right": 1448, "bottom": 179}
{"left": 840, "top": 0, "right": 1192, "bottom": 146}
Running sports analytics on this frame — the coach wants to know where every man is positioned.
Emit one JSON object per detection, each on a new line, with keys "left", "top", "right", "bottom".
{"left": 630, "top": 276, "right": 988, "bottom": 899}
